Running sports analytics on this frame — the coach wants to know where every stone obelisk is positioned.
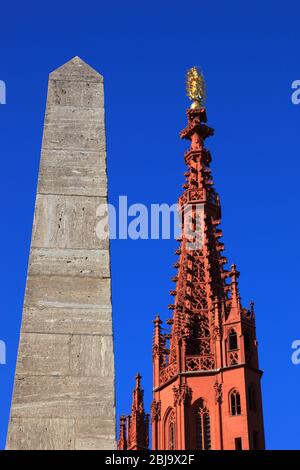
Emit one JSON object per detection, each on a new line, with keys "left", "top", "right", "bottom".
{"left": 6, "top": 57, "right": 116, "bottom": 450}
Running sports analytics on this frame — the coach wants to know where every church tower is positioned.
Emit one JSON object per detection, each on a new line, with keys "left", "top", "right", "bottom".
{"left": 151, "top": 68, "right": 265, "bottom": 450}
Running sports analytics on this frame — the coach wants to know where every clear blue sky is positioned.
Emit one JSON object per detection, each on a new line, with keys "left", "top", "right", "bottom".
{"left": 0, "top": 0, "right": 299, "bottom": 450}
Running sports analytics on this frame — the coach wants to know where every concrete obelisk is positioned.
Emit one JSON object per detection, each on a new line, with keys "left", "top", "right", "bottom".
{"left": 6, "top": 57, "right": 116, "bottom": 450}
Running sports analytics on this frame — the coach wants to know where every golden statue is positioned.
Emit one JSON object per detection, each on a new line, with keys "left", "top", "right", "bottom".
{"left": 186, "top": 66, "right": 206, "bottom": 109}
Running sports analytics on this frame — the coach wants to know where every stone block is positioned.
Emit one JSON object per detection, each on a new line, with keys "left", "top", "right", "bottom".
{"left": 29, "top": 248, "right": 110, "bottom": 278}
{"left": 15, "top": 333, "right": 71, "bottom": 376}
{"left": 38, "top": 160, "right": 107, "bottom": 197}
{"left": 42, "top": 121, "right": 105, "bottom": 152}
{"left": 24, "top": 275, "right": 111, "bottom": 309}
{"left": 6, "top": 418, "right": 75, "bottom": 450}
{"left": 22, "top": 306, "right": 113, "bottom": 336}
{"left": 31, "top": 194, "right": 108, "bottom": 250}
{"left": 10, "top": 375, "right": 115, "bottom": 419}
{"left": 70, "top": 335, "right": 114, "bottom": 377}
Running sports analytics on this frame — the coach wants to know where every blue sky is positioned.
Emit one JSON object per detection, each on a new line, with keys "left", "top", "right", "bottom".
{"left": 0, "top": 0, "right": 300, "bottom": 450}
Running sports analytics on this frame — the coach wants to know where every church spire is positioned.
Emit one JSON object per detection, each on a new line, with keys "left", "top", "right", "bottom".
{"left": 117, "top": 416, "right": 127, "bottom": 450}
{"left": 121, "top": 68, "right": 265, "bottom": 451}
{"left": 156, "top": 67, "right": 230, "bottom": 378}
{"left": 117, "top": 374, "right": 149, "bottom": 450}
{"left": 151, "top": 68, "right": 265, "bottom": 450}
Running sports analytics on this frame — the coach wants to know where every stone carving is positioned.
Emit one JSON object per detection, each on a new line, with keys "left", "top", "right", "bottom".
{"left": 173, "top": 384, "right": 192, "bottom": 406}
{"left": 214, "top": 382, "right": 223, "bottom": 404}
{"left": 160, "top": 361, "right": 177, "bottom": 385}
{"left": 151, "top": 400, "right": 161, "bottom": 423}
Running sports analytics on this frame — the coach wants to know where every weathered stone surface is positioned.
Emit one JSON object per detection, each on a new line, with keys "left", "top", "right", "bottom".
{"left": 15, "top": 333, "right": 114, "bottom": 378}
{"left": 32, "top": 194, "right": 107, "bottom": 250}
{"left": 29, "top": 248, "right": 110, "bottom": 277}
{"left": 6, "top": 56, "right": 116, "bottom": 450}
{"left": 49, "top": 58, "right": 103, "bottom": 83}
{"left": 70, "top": 335, "right": 114, "bottom": 377}
{"left": 15, "top": 333, "right": 71, "bottom": 376}
{"left": 40, "top": 148, "right": 104, "bottom": 168}
{"left": 22, "top": 306, "right": 113, "bottom": 335}
{"left": 10, "top": 376, "right": 115, "bottom": 418}
{"left": 76, "top": 417, "right": 115, "bottom": 437}
{"left": 25, "top": 275, "right": 111, "bottom": 308}
{"left": 75, "top": 418, "right": 116, "bottom": 450}
{"left": 7, "top": 418, "right": 75, "bottom": 450}
{"left": 42, "top": 121, "right": 106, "bottom": 152}
{"left": 75, "top": 437, "right": 116, "bottom": 450}
{"left": 38, "top": 160, "right": 107, "bottom": 197}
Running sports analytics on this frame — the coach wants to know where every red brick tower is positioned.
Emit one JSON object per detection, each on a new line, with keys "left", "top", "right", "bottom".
{"left": 151, "top": 68, "right": 265, "bottom": 450}
{"left": 118, "top": 374, "right": 149, "bottom": 450}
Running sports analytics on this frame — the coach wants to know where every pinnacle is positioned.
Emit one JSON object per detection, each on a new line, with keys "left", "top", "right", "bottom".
{"left": 49, "top": 56, "right": 103, "bottom": 82}
{"left": 135, "top": 373, "right": 142, "bottom": 389}
{"left": 230, "top": 263, "right": 240, "bottom": 279}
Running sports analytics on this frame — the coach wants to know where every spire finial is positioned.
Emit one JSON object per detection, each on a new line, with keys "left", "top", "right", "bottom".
{"left": 230, "top": 263, "right": 240, "bottom": 280}
{"left": 186, "top": 66, "right": 206, "bottom": 109}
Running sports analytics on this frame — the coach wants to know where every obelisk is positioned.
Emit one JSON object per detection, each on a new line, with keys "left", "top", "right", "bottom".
{"left": 6, "top": 57, "right": 116, "bottom": 450}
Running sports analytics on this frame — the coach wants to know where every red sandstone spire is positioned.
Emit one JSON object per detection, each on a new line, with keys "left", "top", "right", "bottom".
{"left": 120, "top": 68, "right": 265, "bottom": 451}
{"left": 117, "top": 374, "right": 149, "bottom": 450}
{"left": 152, "top": 67, "right": 265, "bottom": 450}
{"left": 117, "top": 416, "right": 127, "bottom": 450}
{"left": 160, "top": 102, "right": 230, "bottom": 376}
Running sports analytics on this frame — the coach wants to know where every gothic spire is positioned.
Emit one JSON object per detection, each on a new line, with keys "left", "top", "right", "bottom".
{"left": 150, "top": 68, "right": 264, "bottom": 451}
{"left": 117, "top": 374, "right": 149, "bottom": 450}
{"left": 154, "top": 68, "right": 230, "bottom": 380}
{"left": 117, "top": 416, "right": 127, "bottom": 450}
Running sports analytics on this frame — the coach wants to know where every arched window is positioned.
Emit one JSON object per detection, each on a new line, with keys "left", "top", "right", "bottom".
{"left": 165, "top": 409, "right": 176, "bottom": 450}
{"left": 248, "top": 384, "right": 257, "bottom": 412}
{"left": 169, "top": 415, "right": 175, "bottom": 450}
{"left": 230, "top": 389, "right": 241, "bottom": 416}
{"left": 228, "top": 329, "right": 238, "bottom": 351}
{"left": 196, "top": 399, "right": 211, "bottom": 450}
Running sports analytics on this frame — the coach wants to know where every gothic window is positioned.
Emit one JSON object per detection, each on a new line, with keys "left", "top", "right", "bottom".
{"left": 169, "top": 420, "right": 175, "bottom": 450}
{"left": 228, "top": 329, "right": 238, "bottom": 351}
{"left": 195, "top": 399, "right": 211, "bottom": 450}
{"left": 248, "top": 384, "right": 257, "bottom": 412}
{"left": 230, "top": 389, "right": 241, "bottom": 416}
{"left": 165, "top": 409, "right": 176, "bottom": 450}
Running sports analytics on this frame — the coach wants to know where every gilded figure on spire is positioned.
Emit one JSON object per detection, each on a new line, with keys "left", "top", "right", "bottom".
{"left": 186, "top": 66, "right": 206, "bottom": 109}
